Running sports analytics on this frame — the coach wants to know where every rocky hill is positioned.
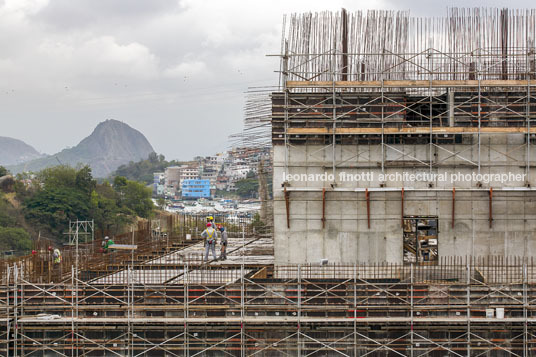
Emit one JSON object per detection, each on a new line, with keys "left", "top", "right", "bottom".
{"left": 8, "top": 120, "right": 155, "bottom": 177}
{"left": 0, "top": 137, "right": 43, "bottom": 166}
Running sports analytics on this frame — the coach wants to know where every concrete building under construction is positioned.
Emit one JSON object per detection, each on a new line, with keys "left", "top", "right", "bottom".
{"left": 273, "top": 8, "right": 536, "bottom": 265}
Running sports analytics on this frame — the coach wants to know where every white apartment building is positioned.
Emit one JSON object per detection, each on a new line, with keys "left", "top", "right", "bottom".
{"left": 179, "top": 166, "right": 199, "bottom": 185}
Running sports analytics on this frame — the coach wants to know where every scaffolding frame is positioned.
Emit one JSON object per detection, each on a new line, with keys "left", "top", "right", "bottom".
{"left": 1, "top": 257, "right": 536, "bottom": 355}
{"left": 275, "top": 47, "right": 536, "bottom": 182}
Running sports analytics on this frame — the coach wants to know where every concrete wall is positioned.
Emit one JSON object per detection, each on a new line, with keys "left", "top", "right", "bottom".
{"left": 273, "top": 134, "right": 536, "bottom": 264}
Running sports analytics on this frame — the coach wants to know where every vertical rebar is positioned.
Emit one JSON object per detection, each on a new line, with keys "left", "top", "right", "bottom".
{"left": 13, "top": 265, "right": 17, "bottom": 357}
{"left": 527, "top": 54, "right": 531, "bottom": 183}
{"left": 353, "top": 263, "right": 357, "bottom": 356}
{"left": 523, "top": 260, "right": 528, "bottom": 357}
{"left": 410, "top": 263, "right": 414, "bottom": 357}
{"left": 297, "top": 263, "right": 301, "bottom": 357}
{"left": 283, "top": 41, "right": 290, "bottom": 176}
{"left": 184, "top": 261, "right": 189, "bottom": 357}
{"left": 466, "top": 258, "right": 471, "bottom": 356}
{"left": 241, "top": 263, "right": 245, "bottom": 357}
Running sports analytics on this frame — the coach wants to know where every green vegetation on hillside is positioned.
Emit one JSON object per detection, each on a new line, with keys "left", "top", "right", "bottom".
{"left": 0, "top": 165, "right": 32, "bottom": 254}
{"left": 233, "top": 171, "right": 273, "bottom": 199}
{"left": 234, "top": 177, "right": 259, "bottom": 199}
{"left": 19, "top": 165, "right": 155, "bottom": 241}
{"left": 111, "top": 152, "right": 183, "bottom": 184}
{"left": 23, "top": 166, "right": 94, "bottom": 237}
{"left": 0, "top": 164, "right": 155, "bottom": 255}
{"left": 215, "top": 189, "right": 239, "bottom": 199}
{"left": 0, "top": 227, "right": 31, "bottom": 252}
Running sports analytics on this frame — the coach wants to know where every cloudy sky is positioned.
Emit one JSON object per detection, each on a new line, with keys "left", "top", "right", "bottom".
{"left": 0, "top": 0, "right": 532, "bottom": 160}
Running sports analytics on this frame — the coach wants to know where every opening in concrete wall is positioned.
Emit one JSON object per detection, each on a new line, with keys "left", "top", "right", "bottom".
{"left": 403, "top": 216, "right": 438, "bottom": 265}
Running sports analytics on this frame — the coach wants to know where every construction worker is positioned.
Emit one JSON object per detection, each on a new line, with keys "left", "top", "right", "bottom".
{"left": 201, "top": 223, "right": 218, "bottom": 261}
{"left": 102, "top": 236, "right": 115, "bottom": 265}
{"left": 219, "top": 225, "right": 228, "bottom": 260}
{"left": 53, "top": 248, "right": 62, "bottom": 264}
{"left": 102, "top": 236, "right": 115, "bottom": 253}
{"left": 206, "top": 216, "right": 216, "bottom": 228}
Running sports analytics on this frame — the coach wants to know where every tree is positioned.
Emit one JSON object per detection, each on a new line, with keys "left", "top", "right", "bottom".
{"left": 90, "top": 184, "right": 132, "bottom": 237}
{"left": 20, "top": 166, "right": 154, "bottom": 242}
{"left": 156, "top": 197, "right": 166, "bottom": 210}
{"left": 0, "top": 166, "right": 8, "bottom": 177}
{"left": 0, "top": 227, "right": 32, "bottom": 252}
{"left": 121, "top": 180, "right": 154, "bottom": 218}
{"left": 75, "top": 165, "right": 96, "bottom": 197}
{"left": 24, "top": 166, "right": 93, "bottom": 239}
{"left": 148, "top": 152, "right": 159, "bottom": 163}
{"left": 0, "top": 196, "right": 17, "bottom": 227}
{"left": 24, "top": 186, "right": 91, "bottom": 238}
{"left": 112, "top": 175, "right": 154, "bottom": 217}
{"left": 234, "top": 178, "right": 259, "bottom": 199}
{"left": 111, "top": 153, "right": 184, "bottom": 185}
{"left": 113, "top": 176, "right": 128, "bottom": 190}
{"left": 38, "top": 165, "right": 77, "bottom": 189}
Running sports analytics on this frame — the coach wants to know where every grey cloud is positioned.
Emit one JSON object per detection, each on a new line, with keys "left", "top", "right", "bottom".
{"left": 2, "top": 0, "right": 535, "bottom": 160}
{"left": 33, "top": 0, "right": 182, "bottom": 30}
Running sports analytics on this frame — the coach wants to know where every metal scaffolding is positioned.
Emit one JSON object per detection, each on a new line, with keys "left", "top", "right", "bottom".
{"left": 2, "top": 257, "right": 536, "bottom": 355}
{"left": 268, "top": 9, "right": 536, "bottom": 252}
{"left": 270, "top": 8, "right": 536, "bottom": 180}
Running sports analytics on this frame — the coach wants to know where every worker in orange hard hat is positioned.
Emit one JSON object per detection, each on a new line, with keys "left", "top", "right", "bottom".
{"left": 201, "top": 223, "right": 219, "bottom": 261}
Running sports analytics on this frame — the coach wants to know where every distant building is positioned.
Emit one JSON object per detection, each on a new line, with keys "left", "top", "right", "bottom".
{"left": 163, "top": 166, "right": 181, "bottom": 197}
{"left": 181, "top": 179, "right": 211, "bottom": 199}
{"left": 153, "top": 172, "right": 165, "bottom": 195}
{"left": 207, "top": 153, "right": 226, "bottom": 166}
{"left": 215, "top": 175, "right": 229, "bottom": 190}
{"left": 180, "top": 165, "right": 200, "bottom": 185}
{"left": 165, "top": 166, "right": 181, "bottom": 188}
{"left": 227, "top": 164, "right": 250, "bottom": 180}
{"left": 200, "top": 164, "right": 219, "bottom": 185}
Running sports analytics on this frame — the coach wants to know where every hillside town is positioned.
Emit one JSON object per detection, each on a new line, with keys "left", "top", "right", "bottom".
{"left": 152, "top": 146, "right": 272, "bottom": 214}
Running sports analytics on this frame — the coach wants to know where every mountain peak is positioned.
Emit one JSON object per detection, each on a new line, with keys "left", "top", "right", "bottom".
{"left": 8, "top": 120, "right": 155, "bottom": 177}
{"left": 0, "top": 136, "right": 43, "bottom": 166}
{"left": 94, "top": 119, "right": 130, "bottom": 131}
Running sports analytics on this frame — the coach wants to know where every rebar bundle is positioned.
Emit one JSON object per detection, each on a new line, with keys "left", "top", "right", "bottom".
{"left": 283, "top": 8, "right": 536, "bottom": 81}
{"left": 231, "top": 87, "right": 275, "bottom": 149}
{"left": 238, "top": 8, "right": 536, "bottom": 149}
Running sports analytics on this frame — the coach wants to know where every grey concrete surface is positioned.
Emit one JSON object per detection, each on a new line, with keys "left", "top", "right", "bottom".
{"left": 273, "top": 136, "right": 536, "bottom": 264}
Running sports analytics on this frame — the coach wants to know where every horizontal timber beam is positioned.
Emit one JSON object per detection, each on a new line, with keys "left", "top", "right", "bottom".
{"left": 286, "top": 80, "right": 536, "bottom": 88}
{"left": 287, "top": 127, "right": 536, "bottom": 135}
{"left": 14, "top": 316, "right": 536, "bottom": 324}
{"left": 282, "top": 187, "right": 536, "bottom": 192}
